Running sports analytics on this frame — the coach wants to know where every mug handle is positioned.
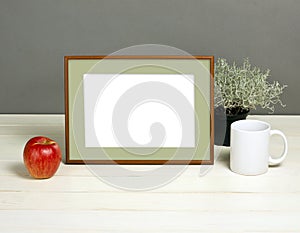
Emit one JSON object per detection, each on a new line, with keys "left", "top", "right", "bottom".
{"left": 269, "top": 130, "right": 288, "bottom": 166}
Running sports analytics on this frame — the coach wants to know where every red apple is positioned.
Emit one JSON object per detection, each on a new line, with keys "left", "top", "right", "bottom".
{"left": 23, "top": 136, "right": 62, "bottom": 179}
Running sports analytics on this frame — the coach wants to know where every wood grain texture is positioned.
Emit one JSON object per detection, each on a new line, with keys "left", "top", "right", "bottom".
{"left": 0, "top": 114, "right": 299, "bottom": 232}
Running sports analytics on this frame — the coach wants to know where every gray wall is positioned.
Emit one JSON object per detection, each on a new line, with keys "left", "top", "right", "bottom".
{"left": 0, "top": 0, "right": 299, "bottom": 114}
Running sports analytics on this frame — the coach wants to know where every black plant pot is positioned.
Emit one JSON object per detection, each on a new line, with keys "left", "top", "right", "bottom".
{"left": 215, "top": 109, "right": 249, "bottom": 147}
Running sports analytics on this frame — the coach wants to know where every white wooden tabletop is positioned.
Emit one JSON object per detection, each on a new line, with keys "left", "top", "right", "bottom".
{"left": 0, "top": 115, "right": 299, "bottom": 232}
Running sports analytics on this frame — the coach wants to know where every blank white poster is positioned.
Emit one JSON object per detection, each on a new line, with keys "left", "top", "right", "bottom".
{"left": 83, "top": 74, "right": 195, "bottom": 148}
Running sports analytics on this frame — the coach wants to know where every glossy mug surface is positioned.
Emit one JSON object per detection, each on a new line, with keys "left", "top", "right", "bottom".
{"left": 230, "top": 120, "right": 288, "bottom": 175}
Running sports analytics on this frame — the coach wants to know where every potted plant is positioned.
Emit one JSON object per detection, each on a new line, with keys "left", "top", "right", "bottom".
{"left": 214, "top": 58, "right": 287, "bottom": 146}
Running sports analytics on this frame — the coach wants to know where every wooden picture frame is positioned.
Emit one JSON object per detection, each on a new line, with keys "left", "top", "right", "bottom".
{"left": 64, "top": 55, "right": 214, "bottom": 164}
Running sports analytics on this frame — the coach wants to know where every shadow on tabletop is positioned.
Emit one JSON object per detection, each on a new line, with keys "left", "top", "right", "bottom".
{"left": 217, "top": 146, "right": 230, "bottom": 169}
{"left": 9, "top": 161, "right": 33, "bottom": 180}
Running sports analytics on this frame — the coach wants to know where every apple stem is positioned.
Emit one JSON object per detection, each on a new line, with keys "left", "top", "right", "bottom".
{"left": 31, "top": 138, "right": 56, "bottom": 146}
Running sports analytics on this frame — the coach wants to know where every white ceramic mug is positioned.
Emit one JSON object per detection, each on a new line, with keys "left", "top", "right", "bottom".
{"left": 230, "top": 120, "right": 288, "bottom": 175}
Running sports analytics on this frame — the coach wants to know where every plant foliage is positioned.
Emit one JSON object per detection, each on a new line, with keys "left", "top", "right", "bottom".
{"left": 214, "top": 58, "right": 287, "bottom": 115}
